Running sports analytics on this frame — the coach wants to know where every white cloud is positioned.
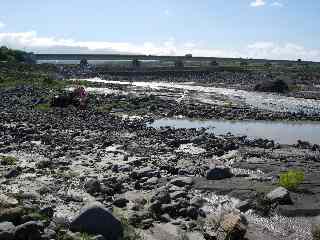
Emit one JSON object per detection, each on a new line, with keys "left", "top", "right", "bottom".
{"left": 247, "top": 42, "right": 320, "bottom": 61}
{"left": 250, "top": 0, "right": 266, "bottom": 7}
{"left": 0, "top": 31, "right": 319, "bottom": 61}
{"left": 0, "top": 21, "right": 5, "bottom": 29}
{"left": 271, "top": 1, "right": 284, "bottom": 7}
{"left": 164, "top": 9, "right": 170, "bottom": 16}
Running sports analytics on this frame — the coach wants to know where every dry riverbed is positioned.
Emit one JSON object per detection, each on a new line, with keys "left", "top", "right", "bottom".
{"left": 0, "top": 81, "right": 320, "bottom": 240}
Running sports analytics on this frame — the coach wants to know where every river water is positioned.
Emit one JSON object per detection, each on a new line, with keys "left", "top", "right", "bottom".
{"left": 82, "top": 78, "right": 320, "bottom": 115}
{"left": 150, "top": 118, "right": 320, "bottom": 144}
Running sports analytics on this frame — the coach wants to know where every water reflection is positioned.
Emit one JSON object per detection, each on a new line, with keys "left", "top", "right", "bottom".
{"left": 149, "top": 118, "right": 320, "bottom": 144}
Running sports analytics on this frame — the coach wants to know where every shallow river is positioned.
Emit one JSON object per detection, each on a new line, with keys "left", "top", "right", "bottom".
{"left": 150, "top": 118, "right": 320, "bottom": 144}
{"left": 83, "top": 78, "right": 320, "bottom": 115}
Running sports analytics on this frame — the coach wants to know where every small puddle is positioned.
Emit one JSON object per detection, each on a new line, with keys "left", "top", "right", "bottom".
{"left": 149, "top": 118, "right": 320, "bottom": 144}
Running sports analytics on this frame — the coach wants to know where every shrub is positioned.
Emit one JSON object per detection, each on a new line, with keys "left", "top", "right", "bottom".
{"left": 0, "top": 155, "right": 18, "bottom": 165}
{"left": 279, "top": 170, "right": 304, "bottom": 190}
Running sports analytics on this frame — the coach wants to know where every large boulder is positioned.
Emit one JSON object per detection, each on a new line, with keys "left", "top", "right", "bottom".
{"left": 266, "top": 187, "right": 292, "bottom": 204}
{"left": 217, "top": 213, "right": 247, "bottom": 240}
{"left": 206, "top": 167, "right": 233, "bottom": 180}
{"left": 0, "top": 207, "right": 24, "bottom": 224}
{"left": 84, "top": 179, "right": 101, "bottom": 194}
{"left": 254, "top": 79, "right": 289, "bottom": 93}
{"left": 70, "top": 202, "right": 123, "bottom": 240}
{"left": 0, "top": 194, "right": 19, "bottom": 208}
{"left": 14, "top": 221, "right": 44, "bottom": 240}
{"left": 51, "top": 94, "right": 74, "bottom": 108}
{"left": 0, "top": 222, "right": 15, "bottom": 240}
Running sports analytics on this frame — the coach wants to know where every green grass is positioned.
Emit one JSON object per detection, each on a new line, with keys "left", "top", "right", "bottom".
{"left": 0, "top": 155, "right": 18, "bottom": 165}
{"left": 79, "top": 233, "right": 93, "bottom": 240}
{"left": 34, "top": 103, "right": 51, "bottom": 111}
{"left": 95, "top": 105, "right": 113, "bottom": 113}
{"left": 113, "top": 207, "right": 143, "bottom": 240}
{"left": 279, "top": 170, "right": 305, "bottom": 190}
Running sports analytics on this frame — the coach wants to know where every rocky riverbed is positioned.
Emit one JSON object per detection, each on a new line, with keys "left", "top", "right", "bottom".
{"left": 0, "top": 79, "right": 320, "bottom": 240}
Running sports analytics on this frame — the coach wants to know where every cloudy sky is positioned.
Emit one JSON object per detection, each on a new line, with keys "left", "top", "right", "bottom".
{"left": 0, "top": 0, "right": 319, "bottom": 61}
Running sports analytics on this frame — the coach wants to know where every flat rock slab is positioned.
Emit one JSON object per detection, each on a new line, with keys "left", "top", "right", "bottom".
{"left": 277, "top": 193, "right": 320, "bottom": 217}
{"left": 194, "top": 177, "right": 274, "bottom": 197}
{"left": 144, "top": 223, "right": 205, "bottom": 240}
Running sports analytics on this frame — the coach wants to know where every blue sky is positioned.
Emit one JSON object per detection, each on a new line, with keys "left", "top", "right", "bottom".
{"left": 0, "top": 0, "right": 319, "bottom": 60}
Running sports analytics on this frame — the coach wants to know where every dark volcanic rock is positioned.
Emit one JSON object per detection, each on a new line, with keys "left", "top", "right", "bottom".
{"left": 131, "top": 167, "right": 160, "bottom": 179}
{"left": 206, "top": 167, "right": 233, "bottom": 180}
{"left": 70, "top": 202, "right": 123, "bottom": 240}
{"left": 170, "top": 177, "right": 194, "bottom": 187}
{"left": 113, "top": 198, "right": 129, "bottom": 208}
{"left": 4, "top": 167, "right": 22, "bottom": 178}
{"left": 84, "top": 179, "right": 102, "bottom": 194}
{"left": 254, "top": 79, "right": 289, "bottom": 93}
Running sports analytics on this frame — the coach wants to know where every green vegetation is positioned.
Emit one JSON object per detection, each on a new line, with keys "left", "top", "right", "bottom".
{"left": 25, "top": 211, "right": 50, "bottom": 222}
{"left": 0, "top": 63, "right": 67, "bottom": 89}
{"left": 0, "top": 155, "right": 18, "bottom": 165}
{"left": 279, "top": 170, "right": 305, "bottom": 190}
{"left": 79, "top": 233, "right": 93, "bottom": 240}
{"left": 0, "top": 46, "right": 30, "bottom": 63}
{"left": 34, "top": 103, "right": 51, "bottom": 111}
{"left": 113, "top": 208, "right": 143, "bottom": 240}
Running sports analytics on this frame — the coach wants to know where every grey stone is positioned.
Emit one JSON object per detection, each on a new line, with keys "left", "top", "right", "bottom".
{"left": 14, "top": 221, "right": 44, "bottom": 240}
{"left": 170, "top": 191, "right": 187, "bottom": 200}
{"left": 0, "top": 207, "right": 24, "bottom": 224}
{"left": 35, "top": 160, "right": 52, "bottom": 169}
{"left": 131, "top": 167, "right": 159, "bottom": 179}
{"left": 217, "top": 213, "right": 247, "bottom": 240}
{"left": 5, "top": 167, "right": 22, "bottom": 178}
{"left": 0, "top": 221, "right": 15, "bottom": 240}
{"left": 92, "top": 235, "right": 106, "bottom": 240}
{"left": 41, "top": 229, "right": 56, "bottom": 240}
{"left": 235, "top": 200, "right": 252, "bottom": 212}
{"left": 70, "top": 202, "right": 123, "bottom": 240}
{"left": 170, "top": 177, "right": 193, "bottom": 187}
{"left": 0, "top": 194, "right": 19, "bottom": 207}
{"left": 266, "top": 187, "right": 292, "bottom": 204}
{"left": 151, "top": 191, "right": 171, "bottom": 204}
{"left": 190, "top": 196, "right": 206, "bottom": 208}
{"left": 113, "top": 198, "right": 129, "bottom": 208}
{"left": 84, "top": 179, "right": 101, "bottom": 194}
{"left": 0, "top": 222, "right": 15, "bottom": 232}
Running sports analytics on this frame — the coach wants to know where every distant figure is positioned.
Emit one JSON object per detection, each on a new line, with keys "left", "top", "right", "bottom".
{"left": 73, "top": 86, "right": 88, "bottom": 109}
